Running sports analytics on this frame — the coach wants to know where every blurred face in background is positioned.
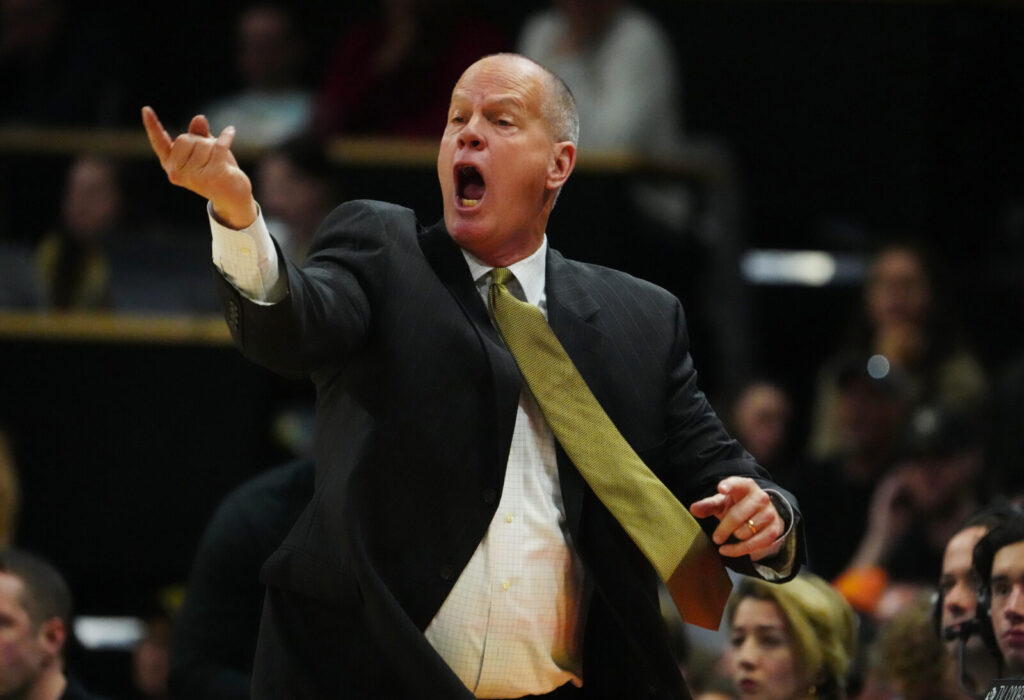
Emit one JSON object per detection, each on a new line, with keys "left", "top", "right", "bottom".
{"left": 866, "top": 247, "right": 931, "bottom": 329}
{"left": 729, "top": 598, "right": 812, "bottom": 700}
{"left": 61, "top": 156, "right": 122, "bottom": 241}
{"left": 0, "top": 573, "right": 56, "bottom": 696}
{"left": 941, "top": 525, "right": 987, "bottom": 634}
{"left": 257, "top": 154, "right": 331, "bottom": 235}
{"left": 835, "top": 378, "right": 905, "bottom": 462}
{"left": 236, "top": 6, "right": 301, "bottom": 89}
{"left": 731, "top": 382, "right": 791, "bottom": 466}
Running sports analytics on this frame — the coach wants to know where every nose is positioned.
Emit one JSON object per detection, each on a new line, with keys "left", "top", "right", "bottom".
{"left": 1005, "top": 585, "right": 1024, "bottom": 622}
{"left": 734, "top": 638, "right": 758, "bottom": 670}
{"left": 945, "top": 582, "right": 975, "bottom": 623}
{"left": 457, "top": 114, "right": 485, "bottom": 150}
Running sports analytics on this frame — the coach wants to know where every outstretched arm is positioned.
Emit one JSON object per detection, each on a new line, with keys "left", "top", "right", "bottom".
{"left": 142, "top": 106, "right": 258, "bottom": 230}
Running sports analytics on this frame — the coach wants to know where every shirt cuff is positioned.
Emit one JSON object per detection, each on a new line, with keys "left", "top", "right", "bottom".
{"left": 752, "top": 489, "right": 798, "bottom": 581}
{"left": 208, "top": 202, "right": 286, "bottom": 304}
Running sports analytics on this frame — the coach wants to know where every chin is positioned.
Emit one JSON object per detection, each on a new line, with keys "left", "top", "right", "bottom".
{"left": 446, "top": 218, "right": 489, "bottom": 250}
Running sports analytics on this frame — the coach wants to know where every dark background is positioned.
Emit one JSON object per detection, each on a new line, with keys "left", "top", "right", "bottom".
{"left": 1, "top": 2, "right": 1023, "bottom": 681}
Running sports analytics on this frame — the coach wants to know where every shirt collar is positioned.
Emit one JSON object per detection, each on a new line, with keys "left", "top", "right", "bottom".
{"left": 462, "top": 236, "right": 548, "bottom": 308}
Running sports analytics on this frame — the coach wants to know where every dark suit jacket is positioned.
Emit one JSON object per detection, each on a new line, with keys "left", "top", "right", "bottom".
{"left": 216, "top": 200, "right": 803, "bottom": 700}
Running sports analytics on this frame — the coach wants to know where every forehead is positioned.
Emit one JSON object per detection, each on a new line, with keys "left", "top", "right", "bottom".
{"left": 944, "top": 525, "right": 987, "bottom": 571}
{"left": 993, "top": 540, "right": 1024, "bottom": 577}
{"left": 0, "top": 573, "right": 26, "bottom": 613}
{"left": 451, "top": 57, "right": 546, "bottom": 110}
{"left": 733, "top": 597, "right": 786, "bottom": 628}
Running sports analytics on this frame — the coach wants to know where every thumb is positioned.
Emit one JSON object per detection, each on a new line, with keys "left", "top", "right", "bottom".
{"left": 216, "top": 125, "right": 236, "bottom": 149}
{"left": 188, "top": 114, "right": 212, "bottom": 138}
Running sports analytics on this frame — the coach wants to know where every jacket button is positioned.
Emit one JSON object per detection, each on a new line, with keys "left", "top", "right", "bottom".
{"left": 482, "top": 488, "right": 497, "bottom": 504}
{"left": 439, "top": 564, "right": 455, "bottom": 581}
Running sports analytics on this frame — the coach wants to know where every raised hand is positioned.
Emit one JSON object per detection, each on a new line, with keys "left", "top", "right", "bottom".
{"left": 142, "top": 106, "right": 258, "bottom": 229}
{"left": 689, "top": 476, "right": 786, "bottom": 562}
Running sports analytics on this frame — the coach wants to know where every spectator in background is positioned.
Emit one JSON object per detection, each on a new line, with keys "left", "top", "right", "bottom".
{"left": 726, "top": 380, "right": 794, "bottom": 484}
{"left": 517, "top": 0, "right": 682, "bottom": 157}
{"left": 516, "top": 0, "right": 694, "bottom": 238}
{"left": 797, "top": 355, "right": 911, "bottom": 581}
{"left": 202, "top": 4, "right": 313, "bottom": 148}
{"left": 0, "top": 549, "right": 107, "bottom": 699}
{"left": 170, "top": 459, "right": 314, "bottom": 700}
{"left": 972, "top": 511, "right": 1024, "bottom": 681}
{"left": 34, "top": 155, "right": 123, "bottom": 309}
{"left": 725, "top": 572, "right": 857, "bottom": 699}
{"left": 808, "top": 243, "right": 988, "bottom": 460}
{"left": 31, "top": 153, "right": 219, "bottom": 313}
{"left": 313, "top": 0, "right": 507, "bottom": 139}
{"left": 0, "top": 427, "right": 20, "bottom": 548}
{"left": 937, "top": 504, "right": 1019, "bottom": 697}
{"left": 255, "top": 134, "right": 340, "bottom": 264}
{"left": 835, "top": 404, "right": 986, "bottom": 616}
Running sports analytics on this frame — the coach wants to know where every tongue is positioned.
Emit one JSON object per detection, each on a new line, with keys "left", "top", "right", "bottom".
{"left": 463, "top": 182, "right": 485, "bottom": 200}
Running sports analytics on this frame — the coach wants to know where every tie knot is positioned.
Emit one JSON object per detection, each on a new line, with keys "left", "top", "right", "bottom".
{"left": 491, "top": 267, "right": 514, "bottom": 287}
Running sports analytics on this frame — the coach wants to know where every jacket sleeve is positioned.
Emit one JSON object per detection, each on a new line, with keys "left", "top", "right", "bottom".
{"left": 660, "top": 297, "right": 805, "bottom": 580}
{"left": 215, "top": 200, "right": 415, "bottom": 377}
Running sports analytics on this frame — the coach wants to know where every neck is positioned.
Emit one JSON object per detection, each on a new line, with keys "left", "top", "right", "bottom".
{"left": 466, "top": 233, "right": 544, "bottom": 269}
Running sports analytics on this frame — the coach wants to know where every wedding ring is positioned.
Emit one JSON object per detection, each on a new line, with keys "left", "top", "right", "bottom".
{"left": 746, "top": 519, "right": 758, "bottom": 535}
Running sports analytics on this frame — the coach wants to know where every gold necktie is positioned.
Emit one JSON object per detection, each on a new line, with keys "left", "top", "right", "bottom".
{"left": 488, "top": 267, "right": 732, "bottom": 630}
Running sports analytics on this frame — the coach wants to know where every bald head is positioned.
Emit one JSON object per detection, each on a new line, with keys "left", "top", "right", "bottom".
{"left": 459, "top": 54, "right": 579, "bottom": 146}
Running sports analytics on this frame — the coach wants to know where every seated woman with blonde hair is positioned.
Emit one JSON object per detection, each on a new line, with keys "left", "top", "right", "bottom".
{"left": 726, "top": 572, "right": 857, "bottom": 699}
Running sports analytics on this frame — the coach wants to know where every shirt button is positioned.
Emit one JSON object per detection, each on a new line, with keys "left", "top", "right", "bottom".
{"left": 439, "top": 564, "right": 455, "bottom": 581}
{"left": 482, "top": 488, "right": 497, "bottom": 504}
{"left": 505, "top": 513, "right": 514, "bottom": 523}
{"left": 502, "top": 580, "right": 511, "bottom": 591}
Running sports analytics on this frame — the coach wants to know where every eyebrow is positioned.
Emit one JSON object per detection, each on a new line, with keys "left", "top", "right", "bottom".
{"left": 733, "top": 624, "right": 785, "bottom": 633}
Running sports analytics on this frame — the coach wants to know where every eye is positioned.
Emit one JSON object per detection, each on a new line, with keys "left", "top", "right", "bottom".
{"left": 729, "top": 633, "right": 745, "bottom": 648}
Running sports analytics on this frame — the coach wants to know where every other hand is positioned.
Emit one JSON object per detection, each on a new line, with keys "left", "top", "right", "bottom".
{"left": 141, "top": 106, "right": 257, "bottom": 229}
{"left": 689, "top": 476, "right": 785, "bottom": 561}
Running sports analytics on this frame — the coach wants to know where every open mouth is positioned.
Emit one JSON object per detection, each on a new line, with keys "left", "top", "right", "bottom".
{"left": 456, "top": 165, "right": 485, "bottom": 208}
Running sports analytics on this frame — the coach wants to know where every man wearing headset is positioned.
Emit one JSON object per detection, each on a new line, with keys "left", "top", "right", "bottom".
{"left": 939, "top": 505, "right": 1018, "bottom": 695}
{"left": 972, "top": 511, "right": 1024, "bottom": 684}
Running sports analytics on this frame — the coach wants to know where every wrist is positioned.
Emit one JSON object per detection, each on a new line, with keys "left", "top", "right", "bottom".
{"left": 211, "top": 198, "right": 258, "bottom": 230}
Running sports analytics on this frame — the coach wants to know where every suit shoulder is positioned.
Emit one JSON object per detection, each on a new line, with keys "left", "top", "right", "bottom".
{"left": 324, "top": 199, "right": 419, "bottom": 229}
{"left": 556, "top": 252, "right": 679, "bottom": 306}
{"left": 311, "top": 200, "right": 426, "bottom": 255}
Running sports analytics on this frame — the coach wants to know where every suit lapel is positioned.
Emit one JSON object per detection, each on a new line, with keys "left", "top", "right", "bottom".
{"left": 418, "top": 221, "right": 522, "bottom": 475}
{"left": 545, "top": 249, "right": 605, "bottom": 536}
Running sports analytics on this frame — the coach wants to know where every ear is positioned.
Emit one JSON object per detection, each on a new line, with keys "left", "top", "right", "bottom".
{"left": 545, "top": 141, "right": 576, "bottom": 192}
{"left": 37, "top": 617, "right": 66, "bottom": 661}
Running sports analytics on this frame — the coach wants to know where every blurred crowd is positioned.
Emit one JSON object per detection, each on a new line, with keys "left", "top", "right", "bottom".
{"left": 2, "top": 0, "right": 1024, "bottom": 698}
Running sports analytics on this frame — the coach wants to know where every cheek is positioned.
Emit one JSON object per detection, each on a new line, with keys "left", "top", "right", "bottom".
{"left": 763, "top": 649, "right": 805, "bottom": 693}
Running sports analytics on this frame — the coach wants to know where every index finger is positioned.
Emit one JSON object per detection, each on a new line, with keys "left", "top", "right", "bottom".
{"left": 141, "top": 106, "right": 173, "bottom": 163}
{"left": 689, "top": 492, "right": 730, "bottom": 519}
{"left": 716, "top": 476, "right": 757, "bottom": 500}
